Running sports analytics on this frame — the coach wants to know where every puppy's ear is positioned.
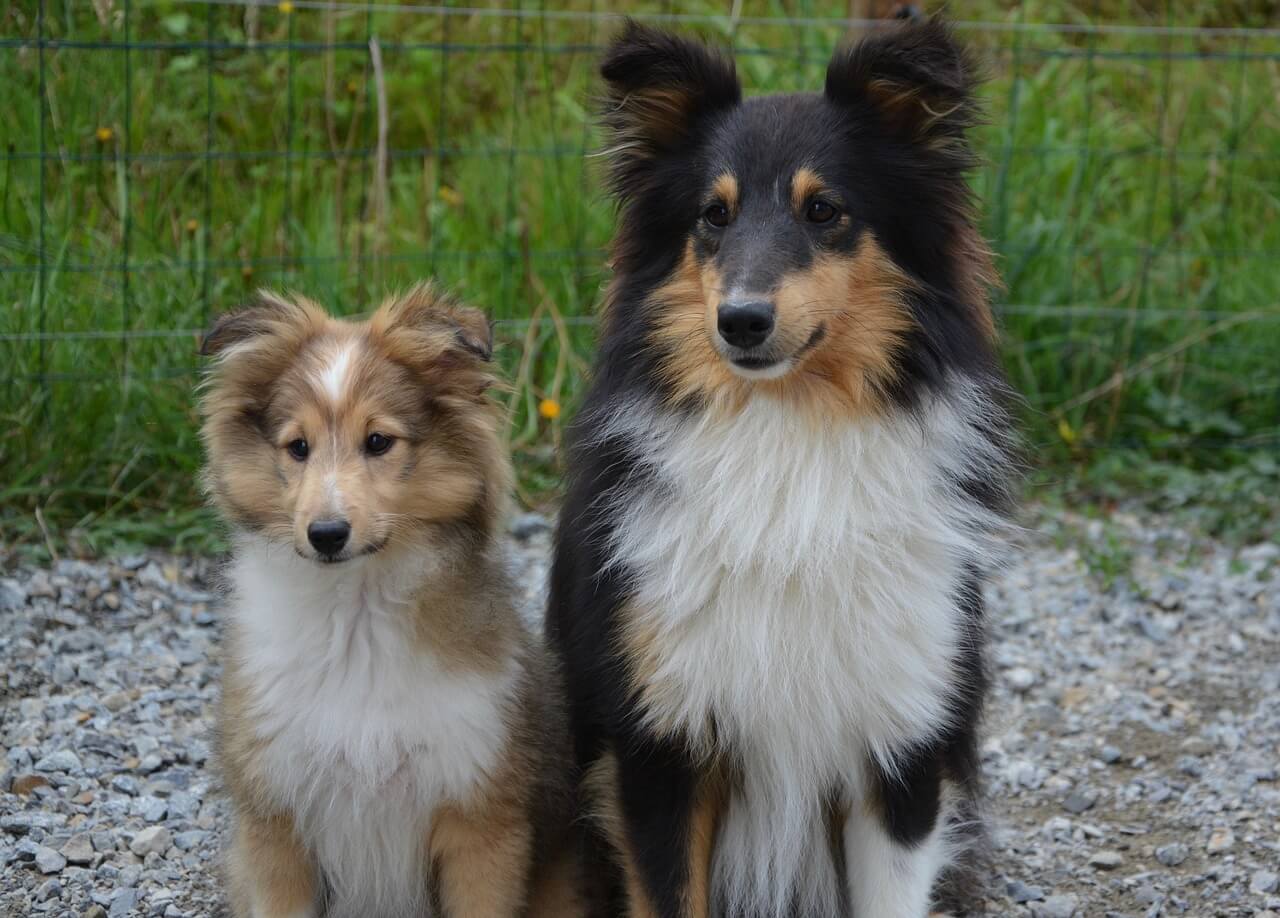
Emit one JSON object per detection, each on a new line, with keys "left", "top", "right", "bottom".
{"left": 825, "top": 19, "right": 979, "bottom": 152}
{"left": 372, "top": 283, "right": 496, "bottom": 397}
{"left": 376, "top": 282, "right": 492, "bottom": 361}
{"left": 200, "top": 291, "right": 323, "bottom": 358}
{"left": 600, "top": 20, "right": 740, "bottom": 197}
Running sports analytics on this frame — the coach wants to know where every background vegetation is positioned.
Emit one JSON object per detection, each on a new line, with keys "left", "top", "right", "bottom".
{"left": 2, "top": 0, "right": 1278, "bottom": 557}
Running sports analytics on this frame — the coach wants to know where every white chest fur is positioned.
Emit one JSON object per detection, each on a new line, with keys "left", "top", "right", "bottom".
{"left": 603, "top": 389, "right": 1003, "bottom": 915}
{"left": 226, "top": 541, "right": 516, "bottom": 916}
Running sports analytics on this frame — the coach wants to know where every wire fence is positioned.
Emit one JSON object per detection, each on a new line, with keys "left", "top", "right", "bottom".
{"left": 2, "top": 0, "right": 1279, "bottom": 540}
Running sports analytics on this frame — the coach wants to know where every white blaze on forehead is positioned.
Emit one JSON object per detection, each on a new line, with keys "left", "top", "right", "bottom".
{"left": 318, "top": 340, "right": 359, "bottom": 404}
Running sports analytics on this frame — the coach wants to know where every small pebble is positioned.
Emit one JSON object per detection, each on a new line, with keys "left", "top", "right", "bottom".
{"left": 1207, "top": 827, "right": 1235, "bottom": 854}
{"left": 1155, "top": 842, "right": 1189, "bottom": 867}
{"left": 1252, "top": 870, "right": 1280, "bottom": 895}
{"left": 34, "top": 845, "right": 66, "bottom": 874}
{"left": 1032, "top": 894, "right": 1079, "bottom": 918}
{"left": 1088, "top": 849, "right": 1124, "bottom": 870}
{"left": 129, "top": 826, "right": 172, "bottom": 857}
{"left": 1063, "top": 789, "right": 1097, "bottom": 814}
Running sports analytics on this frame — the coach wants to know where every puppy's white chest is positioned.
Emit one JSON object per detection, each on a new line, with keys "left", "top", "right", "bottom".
{"left": 228, "top": 545, "right": 515, "bottom": 914}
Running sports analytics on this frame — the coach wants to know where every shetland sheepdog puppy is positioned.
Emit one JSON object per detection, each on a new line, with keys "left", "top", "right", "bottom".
{"left": 199, "top": 285, "right": 578, "bottom": 918}
{"left": 547, "top": 19, "right": 1016, "bottom": 918}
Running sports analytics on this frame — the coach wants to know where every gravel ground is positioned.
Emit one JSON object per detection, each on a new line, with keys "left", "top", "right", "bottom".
{"left": 2, "top": 511, "right": 1278, "bottom": 917}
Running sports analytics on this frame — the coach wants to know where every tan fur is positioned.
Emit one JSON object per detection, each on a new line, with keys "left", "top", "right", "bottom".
{"left": 583, "top": 750, "right": 729, "bottom": 918}
{"left": 710, "top": 172, "right": 739, "bottom": 213}
{"left": 200, "top": 283, "right": 507, "bottom": 557}
{"left": 583, "top": 753, "right": 660, "bottom": 918}
{"left": 950, "top": 221, "right": 999, "bottom": 341}
{"left": 617, "top": 86, "right": 696, "bottom": 147}
{"left": 789, "top": 166, "right": 827, "bottom": 214}
{"left": 227, "top": 809, "right": 316, "bottom": 918}
{"left": 430, "top": 795, "right": 532, "bottom": 918}
{"left": 684, "top": 771, "right": 728, "bottom": 918}
{"left": 650, "top": 235, "right": 916, "bottom": 423}
{"left": 202, "top": 285, "right": 578, "bottom": 918}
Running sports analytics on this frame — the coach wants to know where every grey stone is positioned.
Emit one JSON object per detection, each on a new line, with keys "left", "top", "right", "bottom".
{"left": 136, "top": 796, "right": 168, "bottom": 822}
{"left": 1155, "top": 842, "right": 1189, "bottom": 866}
{"left": 1008, "top": 880, "right": 1046, "bottom": 903}
{"left": 60, "top": 833, "right": 95, "bottom": 866}
{"left": 1207, "top": 827, "right": 1235, "bottom": 853}
{"left": 34, "top": 749, "right": 82, "bottom": 773}
{"left": 2, "top": 812, "right": 58, "bottom": 835}
{"left": 109, "top": 888, "right": 139, "bottom": 918}
{"left": 1063, "top": 789, "right": 1098, "bottom": 814}
{"left": 111, "top": 775, "right": 140, "bottom": 796}
{"left": 1134, "top": 884, "right": 1162, "bottom": 906}
{"left": 171, "top": 830, "right": 206, "bottom": 851}
{"left": 0, "top": 578, "right": 26, "bottom": 611}
{"left": 128, "top": 826, "right": 171, "bottom": 857}
{"left": 1252, "top": 871, "right": 1280, "bottom": 895}
{"left": 1006, "top": 666, "right": 1038, "bottom": 691}
{"left": 1089, "top": 849, "right": 1124, "bottom": 869}
{"left": 166, "top": 791, "right": 198, "bottom": 820}
{"left": 34, "top": 845, "right": 66, "bottom": 874}
{"left": 1032, "top": 894, "right": 1079, "bottom": 918}
{"left": 36, "top": 878, "right": 61, "bottom": 901}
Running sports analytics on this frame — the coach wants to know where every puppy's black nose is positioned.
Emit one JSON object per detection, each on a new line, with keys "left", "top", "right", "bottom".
{"left": 307, "top": 519, "right": 351, "bottom": 557}
{"left": 717, "top": 301, "right": 775, "bottom": 350}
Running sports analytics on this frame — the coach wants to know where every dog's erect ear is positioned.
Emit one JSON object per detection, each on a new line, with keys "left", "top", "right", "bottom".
{"left": 825, "top": 19, "right": 979, "bottom": 151}
{"left": 376, "top": 283, "right": 492, "bottom": 363}
{"left": 600, "top": 20, "right": 740, "bottom": 196}
{"left": 200, "top": 292, "right": 321, "bottom": 358}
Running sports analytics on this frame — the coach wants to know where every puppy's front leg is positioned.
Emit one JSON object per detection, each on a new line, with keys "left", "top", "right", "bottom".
{"left": 431, "top": 793, "right": 533, "bottom": 918}
{"left": 227, "top": 809, "right": 318, "bottom": 918}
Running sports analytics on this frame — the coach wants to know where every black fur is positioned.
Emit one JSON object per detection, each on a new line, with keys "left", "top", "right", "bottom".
{"left": 548, "top": 17, "right": 1014, "bottom": 918}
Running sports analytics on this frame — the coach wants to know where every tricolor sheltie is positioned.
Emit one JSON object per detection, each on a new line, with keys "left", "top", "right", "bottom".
{"left": 200, "top": 286, "right": 579, "bottom": 918}
{"left": 548, "top": 19, "right": 1016, "bottom": 918}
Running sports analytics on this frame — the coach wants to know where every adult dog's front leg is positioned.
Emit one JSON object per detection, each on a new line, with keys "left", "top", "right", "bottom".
{"left": 588, "top": 736, "right": 718, "bottom": 918}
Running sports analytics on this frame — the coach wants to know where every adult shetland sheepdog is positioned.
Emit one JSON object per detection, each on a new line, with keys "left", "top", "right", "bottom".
{"left": 200, "top": 286, "right": 578, "bottom": 918}
{"left": 547, "top": 19, "right": 1016, "bottom": 918}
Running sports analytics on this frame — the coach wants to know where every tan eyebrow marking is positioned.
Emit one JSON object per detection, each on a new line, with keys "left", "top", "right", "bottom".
{"left": 710, "top": 172, "right": 739, "bottom": 212}
{"left": 790, "top": 166, "right": 828, "bottom": 213}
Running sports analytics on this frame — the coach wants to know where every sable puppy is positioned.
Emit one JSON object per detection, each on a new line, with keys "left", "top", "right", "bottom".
{"left": 548, "top": 19, "right": 1016, "bottom": 918}
{"left": 200, "top": 285, "right": 578, "bottom": 918}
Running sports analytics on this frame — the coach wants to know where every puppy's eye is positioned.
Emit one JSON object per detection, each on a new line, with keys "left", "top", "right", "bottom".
{"left": 286, "top": 439, "right": 309, "bottom": 461}
{"left": 365, "top": 432, "right": 394, "bottom": 456}
{"left": 703, "top": 203, "right": 731, "bottom": 228}
{"left": 806, "top": 199, "right": 838, "bottom": 224}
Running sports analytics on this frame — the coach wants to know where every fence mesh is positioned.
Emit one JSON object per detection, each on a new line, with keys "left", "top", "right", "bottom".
{"left": 2, "top": 0, "right": 1279, "bottom": 545}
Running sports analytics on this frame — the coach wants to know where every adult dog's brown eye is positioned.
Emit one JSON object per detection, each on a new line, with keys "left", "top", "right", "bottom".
{"left": 806, "top": 199, "right": 837, "bottom": 224}
{"left": 286, "top": 439, "right": 309, "bottom": 461}
{"left": 703, "top": 203, "right": 731, "bottom": 228}
{"left": 365, "top": 432, "right": 393, "bottom": 456}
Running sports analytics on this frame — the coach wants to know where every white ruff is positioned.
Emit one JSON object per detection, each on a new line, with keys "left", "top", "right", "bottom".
{"left": 226, "top": 537, "right": 517, "bottom": 918}
{"left": 600, "top": 385, "right": 1005, "bottom": 917}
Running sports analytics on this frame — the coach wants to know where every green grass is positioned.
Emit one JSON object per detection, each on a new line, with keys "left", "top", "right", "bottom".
{"left": 2, "top": 0, "right": 1279, "bottom": 558}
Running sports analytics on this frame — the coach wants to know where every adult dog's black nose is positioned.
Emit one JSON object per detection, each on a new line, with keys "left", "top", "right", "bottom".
{"left": 717, "top": 301, "right": 775, "bottom": 350}
{"left": 307, "top": 519, "right": 351, "bottom": 557}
